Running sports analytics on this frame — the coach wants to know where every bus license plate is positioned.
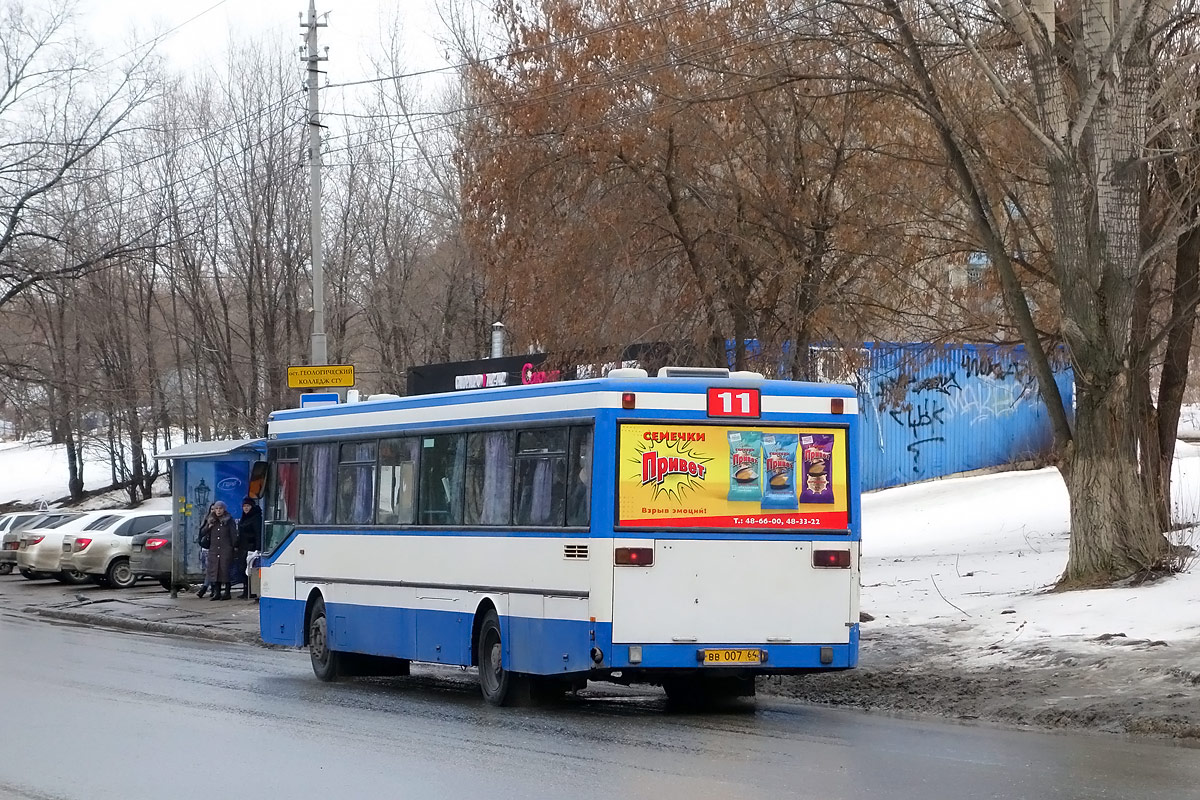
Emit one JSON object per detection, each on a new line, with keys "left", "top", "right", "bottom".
{"left": 702, "top": 649, "right": 762, "bottom": 665}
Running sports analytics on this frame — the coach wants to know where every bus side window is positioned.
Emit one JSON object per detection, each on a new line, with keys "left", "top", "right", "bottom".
{"left": 465, "top": 431, "right": 515, "bottom": 527}
{"left": 419, "top": 434, "right": 465, "bottom": 525}
{"left": 336, "top": 442, "right": 377, "bottom": 525}
{"left": 300, "top": 443, "right": 338, "bottom": 525}
{"left": 566, "top": 426, "right": 593, "bottom": 527}
{"left": 514, "top": 428, "right": 568, "bottom": 527}
{"left": 377, "top": 438, "right": 418, "bottom": 525}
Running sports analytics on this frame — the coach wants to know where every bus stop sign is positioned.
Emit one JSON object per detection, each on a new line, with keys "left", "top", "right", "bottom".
{"left": 288, "top": 365, "right": 355, "bottom": 389}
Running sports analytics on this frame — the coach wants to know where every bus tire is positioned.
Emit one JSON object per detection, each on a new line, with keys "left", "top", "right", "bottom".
{"left": 476, "top": 609, "right": 515, "bottom": 706}
{"left": 308, "top": 596, "right": 342, "bottom": 682}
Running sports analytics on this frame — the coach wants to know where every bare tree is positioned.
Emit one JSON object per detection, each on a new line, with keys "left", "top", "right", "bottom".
{"left": 834, "top": 0, "right": 1200, "bottom": 584}
{"left": 0, "top": 0, "right": 158, "bottom": 307}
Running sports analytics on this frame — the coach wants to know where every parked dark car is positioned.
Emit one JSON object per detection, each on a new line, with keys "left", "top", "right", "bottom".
{"left": 130, "top": 521, "right": 176, "bottom": 591}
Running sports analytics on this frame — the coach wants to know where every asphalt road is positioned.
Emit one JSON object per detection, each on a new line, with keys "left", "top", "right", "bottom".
{"left": 2, "top": 613, "right": 1199, "bottom": 800}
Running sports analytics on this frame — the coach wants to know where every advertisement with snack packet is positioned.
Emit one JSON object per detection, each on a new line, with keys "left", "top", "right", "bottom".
{"left": 617, "top": 423, "right": 849, "bottom": 530}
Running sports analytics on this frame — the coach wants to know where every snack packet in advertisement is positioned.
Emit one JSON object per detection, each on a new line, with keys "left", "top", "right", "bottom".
{"left": 760, "top": 433, "right": 799, "bottom": 510}
{"left": 799, "top": 434, "right": 835, "bottom": 504}
{"left": 727, "top": 431, "right": 762, "bottom": 501}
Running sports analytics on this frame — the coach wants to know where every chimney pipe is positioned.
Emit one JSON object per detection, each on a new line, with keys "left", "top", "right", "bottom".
{"left": 491, "top": 322, "right": 505, "bottom": 358}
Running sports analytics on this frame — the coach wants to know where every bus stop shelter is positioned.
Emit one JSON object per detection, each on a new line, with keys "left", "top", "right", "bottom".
{"left": 155, "top": 439, "right": 266, "bottom": 596}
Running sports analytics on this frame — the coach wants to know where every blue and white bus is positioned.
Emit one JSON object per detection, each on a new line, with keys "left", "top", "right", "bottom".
{"left": 259, "top": 366, "right": 860, "bottom": 704}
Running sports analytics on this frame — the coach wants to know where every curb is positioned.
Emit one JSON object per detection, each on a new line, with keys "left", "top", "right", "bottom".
{"left": 25, "top": 605, "right": 261, "bottom": 645}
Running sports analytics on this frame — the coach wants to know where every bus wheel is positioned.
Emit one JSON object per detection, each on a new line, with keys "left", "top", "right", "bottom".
{"left": 477, "top": 609, "right": 514, "bottom": 706}
{"left": 308, "top": 596, "right": 342, "bottom": 682}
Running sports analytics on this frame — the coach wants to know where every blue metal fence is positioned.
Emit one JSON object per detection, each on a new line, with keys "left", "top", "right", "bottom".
{"left": 855, "top": 343, "right": 1073, "bottom": 490}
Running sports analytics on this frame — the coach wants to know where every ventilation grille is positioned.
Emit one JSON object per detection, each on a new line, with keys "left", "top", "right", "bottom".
{"left": 563, "top": 544, "right": 589, "bottom": 560}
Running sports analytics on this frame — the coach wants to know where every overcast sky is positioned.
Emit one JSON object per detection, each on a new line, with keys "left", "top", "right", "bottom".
{"left": 76, "top": 0, "right": 455, "bottom": 83}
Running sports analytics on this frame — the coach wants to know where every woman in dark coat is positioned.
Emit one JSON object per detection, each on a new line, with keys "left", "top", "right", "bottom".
{"left": 205, "top": 501, "right": 238, "bottom": 601}
{"left": 236, "top": 497, "right": 263, "bottom": 599}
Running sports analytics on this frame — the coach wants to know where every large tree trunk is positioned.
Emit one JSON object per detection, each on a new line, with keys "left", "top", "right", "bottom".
{"left": 1152, "top": 223, "right": 1200, "bottom": 531}
{"left": 1061, "top": 375, "right": 1167, "bottom": 585}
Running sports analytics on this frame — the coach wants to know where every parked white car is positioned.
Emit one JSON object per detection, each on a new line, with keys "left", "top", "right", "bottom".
{"left": 0, "top": 512, "right": 55, "bottom": 575}
{"left": 60, "top": 510, "right": 172, "bottom": 589}
{"left": 15, "top": 512, "right": 100, "bottom": 583}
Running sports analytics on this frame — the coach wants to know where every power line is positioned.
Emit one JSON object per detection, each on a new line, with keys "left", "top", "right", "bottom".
{"left": 318, "top": 4, "right": 800, "bottom": 151}
{"left": 54, "top": 90, "right": 305, "bottom": 189}
{"left": 321, "top": 0, "right": 710, "bottom": 92}
{"left": 316, "top": 5, "right": 828, "bottom": 164}
{"left": 316, "top": 34, "right": 832, "bottom": 174}
{"left": 94, "top": 0, "right": 232, "bottom": 71}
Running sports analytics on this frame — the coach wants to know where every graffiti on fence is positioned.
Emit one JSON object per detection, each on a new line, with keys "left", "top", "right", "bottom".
{"left": 860, "top": 345, "right": 1072, "bottom": 490}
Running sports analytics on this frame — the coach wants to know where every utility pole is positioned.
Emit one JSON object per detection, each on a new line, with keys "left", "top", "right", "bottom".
{"left": 302, "top": 0, "right": 328, "bottom": 366}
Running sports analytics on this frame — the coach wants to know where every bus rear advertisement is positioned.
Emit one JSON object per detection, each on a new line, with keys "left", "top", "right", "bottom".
{"left": 258, "top": 366, "right": 860, "bottom": 705}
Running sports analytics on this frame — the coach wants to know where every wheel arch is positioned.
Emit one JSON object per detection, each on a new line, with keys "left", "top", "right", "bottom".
{"left": 470, "top": 597, "right": 499, "bottom": 667}
{"left": 104, "top": 555, "right": 132, "bottom": 583}
{"left": 302, "top": 587, "right": 325, "bottom": 647}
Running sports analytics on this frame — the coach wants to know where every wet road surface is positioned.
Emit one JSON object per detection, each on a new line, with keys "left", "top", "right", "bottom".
{"left": 2, "top": 612, "right": 1198, "bottom": 800}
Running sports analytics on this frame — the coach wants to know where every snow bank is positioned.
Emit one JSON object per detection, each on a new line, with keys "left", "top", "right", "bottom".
{"left": 0, "top": 440, "right": 169, "bottom": 507}
{"left": 864, "top": 450, "right": 1200, "bottom": 654}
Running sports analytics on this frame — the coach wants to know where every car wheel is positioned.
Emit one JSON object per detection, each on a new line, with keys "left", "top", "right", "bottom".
{"left": 0, "top": 563, "right": 12, "bottom": 575}
{"left": 477, "top": 609, "right": 520, "bottom": 706}
{"left": 105, "top": 557, "right": 136, "bottom": 589}
{"left": 55, "top": 569, "right": 91, "bottom": 585}
{"left": 308, "top": 596, "right": 341, "bottom": 682}
{"left": 158, "top": 576, "right": 173, "bottom": 591}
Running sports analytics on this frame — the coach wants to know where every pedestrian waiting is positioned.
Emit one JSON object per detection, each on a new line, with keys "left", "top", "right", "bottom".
{"left": 204, "top": 501, "right": 238, "bottom": 601}
{"left": 237, "top": 496, "right": 263, "bottom": 599}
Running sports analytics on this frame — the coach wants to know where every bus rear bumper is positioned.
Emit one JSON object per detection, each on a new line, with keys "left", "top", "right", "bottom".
{"left": 603, "top": 623, "right": 859, "bottom": 672}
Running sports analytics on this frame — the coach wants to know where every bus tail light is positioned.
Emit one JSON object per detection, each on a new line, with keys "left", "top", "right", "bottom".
{"left": 813, "top": 549, "right": 851, "bottom": 568}
{"left": 622, "top": 392, "right": 636, "bottom": 409}
{"left": 615, "top": 547, "right": 653, "bottom": 566}
{"left": 831, "top": 397, "right": 844, "bottom": 414}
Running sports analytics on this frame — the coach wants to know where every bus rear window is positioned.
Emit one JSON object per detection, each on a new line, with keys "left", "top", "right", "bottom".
{"left": 616, "top": 422, "right": 849, "bottom": 531}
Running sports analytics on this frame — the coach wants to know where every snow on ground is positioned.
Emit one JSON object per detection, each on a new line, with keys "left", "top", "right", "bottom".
{"left": 1179, "top": 403, "right": 1200, "bottom": 439}
{"left": 864, "top": 445, "right": 1200, "bottom": 660}
{"left": 0, "top": 439, "right": 169, "bottom": 507}
{"left": 70, "top": 479, "right": 171, "bottom": 511}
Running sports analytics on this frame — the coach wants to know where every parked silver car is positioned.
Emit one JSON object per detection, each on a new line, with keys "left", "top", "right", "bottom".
{"left": 8, "top": 512, "right": 84, "bottom": 580}
{"left": 60, "top": 510, "right": 172, "bottom": 589}
{"left": 0, "top": 512, "right": 50, "bottom": 575}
